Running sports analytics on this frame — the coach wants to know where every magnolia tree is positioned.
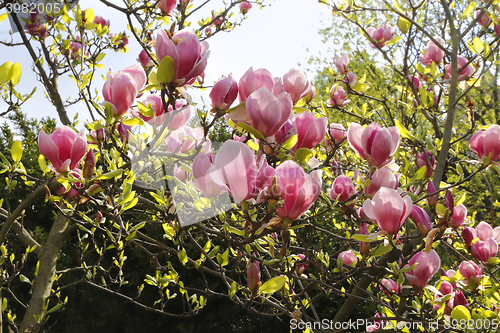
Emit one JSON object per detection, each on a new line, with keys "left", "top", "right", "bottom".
{"left": 1, "top": 0, "right": 500, "bottom": 332}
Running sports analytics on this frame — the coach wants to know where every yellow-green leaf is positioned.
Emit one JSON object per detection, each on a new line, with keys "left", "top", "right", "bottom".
{"left": 9, "top": 63, "right": 21, "bottom": 86}
{"left": 237, "top": 122, "right": 265, "bottom": 140}
{"left": 282, "top": 134, "right": 298, "bottom": 150}
{"left": 156, "top": 56, "right": 175, "bottom": 84}
{"left": 10, "top": 141, "right": 22, "bottom": 163}
{"left": 94, "top": 168, "right": 123, "bottom": 180}
{"left": 259, "top": 276, "right": 286, "bottom": 294}
{"left": 397, "top": 16, "right": 411, "bottom": 34}
{"left": 295, "top": 148, "right": 313, "bottom": 163}
{"left": 0, "top": 13, "right": 8, "bottom": 23}
{"left": 451, "top": 305, "right": 471, "bottom": 322}
{"left": 0, "top": 61, "right": 13, "bottom": 85}
{"left": 473, "top": 37, "right": 484, "bottom": 53}
{"left": 394, "top": 119, "right": 417, "bottom": 141}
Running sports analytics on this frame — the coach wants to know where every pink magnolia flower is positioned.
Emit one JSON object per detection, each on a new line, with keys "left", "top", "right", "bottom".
{"left": 275, "top": 160, "right": 323, "bottom": 220}
{"left": 133, "top": 95, "right": 190, "bottom": 130}
{"left": 419, "top": 37, "right": 445, "bottom": 66}
{"left": 366, "top": 24, "right": 393, "bottom": 48}
{"left": 282, "top": 68, "right": 312, "bottom": 104}
{"left": 345, "top": 72, "right": 356, "bottom": 86}
{"left": 117, "top": 123, "right": 131, "bottom": 143}
{"left": 210, "top": 140, "right": 258, "bottom": 203}
{"left": 417, "top": 150, "right": 436, "bottom": 178}
{"left": 292, "top": 111, "right": 327, "bottom": 151}
{"left": 246, "top": 87, "right": 293, "bottom": 137}
{"left": 210, "top": 75, "right": 238, "bottom": 111}
{"left": 411, "top": 206, "right": 432, "bottom": 236}
{"left": 164, "top": 126, "right": 197, "bottom": 153}
{"left": 452, "top": 290, "right": 469, "bottom": 309}
{"left": 469, "top": 124, "right": 500, "bottom": 162}
{"left": 476, "top": 10, "right": 491, "bottom": 27}
{"left": 445, "top": 55, "right": 474, "bottom": 81}
{"left": 93, "top": 15, "right": 110, "bottom": 27}
{"left": 302, "top": 84, "right": 316, "bottom": 103}
{"left": 459, "top": 260, "right": 483, "bottom": 285}
{"left": 26, "top": 22, "right": 48, "bottom": 39}
{"left": 334, "top": 54, "right": 350, "bottom": 74}
{"left": 404, "top": 249, "right": 441, "bottom": 290}
{"left": 359, "top": 222, "right": 370, "bottom": 254}
{"left": 365, "top": 167, "right": 398, "bottom": 197}
{"left": 296, "top": 254, "right": 309, "bottom": 275}
{"left": 238, "top": 67, "right": 274, "bottom": 102}
{"left": 347, "top": 122, "right": 400, "bottom": 167}
{"left": 471, "top": 238, "right": 498, "bottom": 263}
{"left": 247, "top": 259, "right": 261, "bottom": 293}
{"left": 173, "top": 164, "right": 187, "bottom": 182}
{"left": 408, "top": 75, "right": 421, "bottom": 90}
{"left": 329, "top": 175, "right": 356, "bottom": 204}
{"left": 328, "top": 123, "right": 347, "bottom": 144}
{"left": 255, "top": 157, "right": 275, "bottom": 191}
{"left": 69, "top": 42, "right": 82, "bottom": 60}
{"left": 450, "top": 204, "right": 467, "bottom": 228}
{"left": 363, "top": 187, "right": 412, "bottom": 235}
{"left": 137, "top": 50, "right": 153, "bottom": 68}
{"left": 82, "top": 149, "right": 95, "bottom": 179}
{"left": 155, "top": 29, "right": 210, "bottom": 86}
{"left": 495, "top": 19, "right": 500, "bottom": 38}
{"left": 192, "top": 152, "right": 225, "bottom": 199}
{"left": 338, "top": 250, "right": 358, "bottom": 266}
{"left": 38, "top": 126, "right": 87, "bottom": 174}
{"left": 239, "top": 1, "right": 252, "bottom": 14}
{"left": 102, "top": 65, "right": 146, "bottom": 117}
{"left": 328, "top": 85, "right": 350, "bottom": 107}
{"left": 438, "top": 280, "right": 454, "bottom": 295}
{"left": 427, "top": 181, "right": 438, "bottom": 207}
{"left": 158, "top": 0, "right": 177, "bottom": 16}
{"left": 380, "top": 278, "right": 399, "bottom": 296}
{"left": 205, "top": 27, "right": 212, "bottom": 36}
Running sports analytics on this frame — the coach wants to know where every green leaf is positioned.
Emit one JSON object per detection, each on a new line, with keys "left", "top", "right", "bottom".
{"left": 9, "top": 63, "right": 21, "bottom": 86}
{"left": 281, "top": 134, "right": 298, "bottom": 150}
{"left": 451, "top": 305, "right": 471, "bottom": 322}
{"left": 221, "top": 249, "right": 229, "bottom": 267}
{"left": 46, "top": 303, "right": 64, "bottom": 314}
{"left": 178, "top": 248, "right": 188, "bottom": 265}
{"left": 295, "top": 148, "right": 313, "bottom": 163}
{"left": 121, "top": 117, "right": 144, "bottom": 126}
{"left": 156, "top": 56, "right": 175, "bottom": 84}
{"left": 94, "top": 168, "right": 123, "bottom": 180}
{"left": 259, "top": 276, "right": 286, "bottom": 294}
{"left": 19, "top": 274, "right": 31, "bottom": 284}
{"left": 193, "top": 198, "right": 211, "bottom": 211}
{"left": 237, "top": 122, "right": 265, "bottom": 140}
{"left": 397, "top": 16, "right": 411, "bottom": 34}
{"left": 394, "top": 119, "right": 417, "bottom": 141}
{"left": 230, "top": 281, "right": 237, "bottom": 298}
{"left": 399, "top": 263, "right": 417, "bottom": 273}
{"left": 415, "top": 166, "right": 427, "bottom": 180}
{"left": 371, "top": 243, "right": 393, "bottom": 257}
{"left": 38, "top": 155, "right": 47, "bottom": 171}
{"left": 10, "top": 141, "right": 22, "bottom": 163}
{"left": 1, "top": 298, "right": 7, "bottom": 312}
{"left": 384, "top": 36, "right": 401, "bottom": 47}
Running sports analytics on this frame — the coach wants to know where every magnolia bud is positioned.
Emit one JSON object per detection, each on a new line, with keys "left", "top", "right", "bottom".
{"left": 82, "top": 150, "right": 95, "bottom": 179}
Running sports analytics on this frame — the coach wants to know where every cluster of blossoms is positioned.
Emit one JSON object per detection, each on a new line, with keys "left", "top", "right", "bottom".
{"left": 35, "top": 12, "right": 500, "bottom": 321}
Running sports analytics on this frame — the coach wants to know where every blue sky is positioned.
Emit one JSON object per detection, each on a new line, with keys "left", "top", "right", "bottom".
{"left": 0, "top": 0, "right": 332, "bottom": 125}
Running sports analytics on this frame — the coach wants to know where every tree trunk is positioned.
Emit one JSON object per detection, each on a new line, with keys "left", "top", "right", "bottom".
{"left": 19, "top": 213, "right": 69, "bottom": 333}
